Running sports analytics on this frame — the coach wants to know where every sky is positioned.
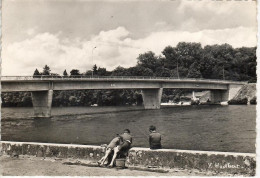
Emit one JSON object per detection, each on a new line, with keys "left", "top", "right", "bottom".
{"left": 1, "top": 0, "right": 257, "bottom": 76}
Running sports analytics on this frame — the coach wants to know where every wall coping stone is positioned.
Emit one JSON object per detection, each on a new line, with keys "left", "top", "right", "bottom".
{"left": 1, "top": 141, "right": 255, "bottom": 157}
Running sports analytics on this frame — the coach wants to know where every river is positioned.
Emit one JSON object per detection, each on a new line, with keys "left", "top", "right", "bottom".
{"left": 1, "top": 105, "right": 256, "bottom": 153}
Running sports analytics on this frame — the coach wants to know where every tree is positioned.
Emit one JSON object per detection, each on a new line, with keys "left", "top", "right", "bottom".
{"left": 128, "top": 66, "right": 153, "bottom": 76}
{"left": 97, "top": 67, "right": 107, "bottom": 76}
{"left": 137, "top": 51, "right": 159, "bottom": 72}
{"left": 42, "top": 65, "right": 51, "bottom": 76}
{"left": 203, "top": 44, "right": 235, "bottom": 80}
{"left": 112, "top": 66, "right": 129, "bottom": 76}
{"left": 155, "top": 67, "right": 171, "bottom": 77}
{"left": 187, "top": 62, "right": 202, "bottom": 78}
{"left": 93, "top": 64, "right": 98, "bottom": 75}
{"left": 70, "top": 69, "right": 81, "bottom": 77}
{"left": 199, "top": 53, "right": 216, "bottom": 79}
{"left": 33, "top": 68, "right": 40, "bottom": 78}
{"left": 63, "top": 70, "right": 68, "bottom": 77}
{"left": 162, "top": 46, "right": 178, "bottom": 70}
{"left": 85, "top": 70, "right": 93, "bottom": 76}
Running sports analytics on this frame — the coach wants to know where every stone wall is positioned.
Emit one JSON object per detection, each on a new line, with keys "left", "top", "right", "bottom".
{"left": 0, "top": 141, "right": 255, "bottom": 175}
{"left": 128, "top": 147, "right": 255, "bottom": 175}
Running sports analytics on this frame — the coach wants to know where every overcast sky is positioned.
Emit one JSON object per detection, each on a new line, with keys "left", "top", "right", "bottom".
{"left": 2, "top": 0, "right": 257, "bottom": 76}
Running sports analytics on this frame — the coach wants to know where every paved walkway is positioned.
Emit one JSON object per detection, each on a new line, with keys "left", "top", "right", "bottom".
{"left": 0, "top": 155, "right": 216, "bottom": 176}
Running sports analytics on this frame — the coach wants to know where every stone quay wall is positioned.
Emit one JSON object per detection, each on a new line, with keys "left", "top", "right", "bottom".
{"left": 0, "top": 141, "right": 256, "bottom": 175}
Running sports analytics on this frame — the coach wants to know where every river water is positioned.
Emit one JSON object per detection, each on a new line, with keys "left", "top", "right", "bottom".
{"left": 1, "top": 105, "right": 256, "bottom": 153}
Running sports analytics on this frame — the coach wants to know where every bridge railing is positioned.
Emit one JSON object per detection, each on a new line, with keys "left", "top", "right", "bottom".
{"left": 0, "top": 75, "right": 247, "bottom": 83}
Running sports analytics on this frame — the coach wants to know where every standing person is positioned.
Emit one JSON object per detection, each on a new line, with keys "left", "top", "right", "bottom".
{"left": 108, "top": 129, "right": 132, "bottom": 167}
{"left": 149, "top": 125, "right": 162, "bottom": 149}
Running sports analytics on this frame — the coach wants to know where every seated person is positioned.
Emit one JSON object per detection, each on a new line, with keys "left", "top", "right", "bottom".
{"left": 98, "top": 134, "right": 121, "bottom": 166}
{"left": 149, "top": 125, "right": 162, "bottom": 149}
{"left": 109, "top": 129, "right": 132, "bottom": 167}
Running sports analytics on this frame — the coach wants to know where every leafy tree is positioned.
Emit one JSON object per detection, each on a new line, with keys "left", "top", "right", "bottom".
{"left": 162, "top": 43, "right": 202, "bottom": 78}
{"left": 70, "top": 69, "right": 81, "bottom": 77}
{"left": 112, "top": 66, "right": 129, "bottom": 76}
{"left": 162, "top": 46, "right": 178, "bottom": 70}
{"left": 199, "top": 53, "right": 216, "bottom": 79}
{"left": 97, "top": 67, "right": 107, "bottom": 76}
{"left": 128, "top": 66, "right": 153, "bottom": 76}
{"left": 155, "top": 67, "right": 171, "bottom": 77}
{"left": 85, "top": 70, "right": 93, "bottom": 76}
{"left": 187, "top": 62, "right": 202, "bottom": 78}
{"left": 176, "top": 42, "right": 203, "bottom": 66}
{"left": 137, "top": 51, "right": 159, "bottom": 72}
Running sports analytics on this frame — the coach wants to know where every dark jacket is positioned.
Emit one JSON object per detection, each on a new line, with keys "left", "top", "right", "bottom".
{"left": 149, "top": 131, "right": 162, "bottom": 149}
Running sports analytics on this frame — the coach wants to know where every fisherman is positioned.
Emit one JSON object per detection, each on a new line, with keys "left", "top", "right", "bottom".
{"left": 108, "top": 129, "right": 132, "bottom": 167}
{"left": 98, "top": 134, "right": 121, "bottom": 166}
{"left": 149, "top": 125, "right": 162, "bottom": 149}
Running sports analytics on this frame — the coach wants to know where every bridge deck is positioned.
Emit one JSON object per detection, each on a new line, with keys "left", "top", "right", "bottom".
{"left": 1, "top": 76, "right": 247, "bottom": 85}
{"left": 1, "top": 76, "right": 247, "bottom": 92}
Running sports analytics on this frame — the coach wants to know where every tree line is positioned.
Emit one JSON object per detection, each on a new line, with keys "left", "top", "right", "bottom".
{"left": 34, "top": 42, "right": 256, "bottom": 82}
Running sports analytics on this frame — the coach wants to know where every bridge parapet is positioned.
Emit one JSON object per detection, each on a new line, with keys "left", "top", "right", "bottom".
{"left": 1, "top": 76, "right": 247, "bottom": 85}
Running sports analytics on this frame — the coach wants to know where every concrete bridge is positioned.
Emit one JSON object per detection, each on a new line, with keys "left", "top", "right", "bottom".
{"left": 1, "top": 76, "right": 246, "bottom": 117}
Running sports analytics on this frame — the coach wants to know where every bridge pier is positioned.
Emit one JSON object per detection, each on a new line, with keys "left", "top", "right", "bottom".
{"left": 31, "top": 90, "right": 53, "bottom": 117}
{"left": 141, "top": 88, "right": 163, "bottom": 109}
{"left": 210, "top": 90, "right": 227, "bottom": 103}
{"left": 210, "top": 84, "right": 244, "bottom": 103}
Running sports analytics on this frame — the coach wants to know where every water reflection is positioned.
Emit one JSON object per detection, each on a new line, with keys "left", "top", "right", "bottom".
{"left": 32, "top": 117, "right": 52, "bottom": 128}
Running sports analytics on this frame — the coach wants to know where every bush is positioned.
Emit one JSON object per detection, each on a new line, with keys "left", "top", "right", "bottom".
{"left": 250, "top": 97, "right": 257, "bottom": 105}
{"left": 228, "top": 98, "right": 248, "bottom": 105}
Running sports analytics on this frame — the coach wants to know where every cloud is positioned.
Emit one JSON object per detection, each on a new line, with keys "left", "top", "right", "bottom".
{"left": 177, "top": 0, "right": 256, "bottom": 31}
{"left": 2, "top": 26, "right": 257, "bottom": 76}
{"left": 133, "top": 26, "right": 257, "bottom": 54}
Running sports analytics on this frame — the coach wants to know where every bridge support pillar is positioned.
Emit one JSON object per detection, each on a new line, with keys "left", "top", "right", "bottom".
{"left": 31, "top": 90, "right": 53, "bottom": 117}
{"left": 141, "top": 88, "right": 163, "bottom": 109}
{"left": 210, "top": 90, "right": 227, "bottom": 103}
{"left": 210, "top": 84, "right": 244, "bottom": 103}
